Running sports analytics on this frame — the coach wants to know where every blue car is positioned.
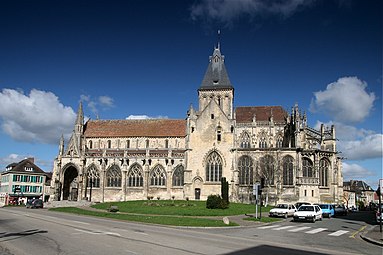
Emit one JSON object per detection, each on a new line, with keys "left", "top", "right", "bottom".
{"left": 317, "top": 204, "right": 335, "bottom": 218}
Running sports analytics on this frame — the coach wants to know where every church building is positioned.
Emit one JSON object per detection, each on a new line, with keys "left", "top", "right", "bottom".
{"left": 51, "top": 45, "right": 343, "bottom": 205}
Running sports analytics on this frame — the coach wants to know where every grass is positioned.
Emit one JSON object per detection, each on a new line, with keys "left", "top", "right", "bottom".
{"left": 49, "top": 207, "right": 239, "bottom": 227}
{"left": 91, "top": 200, "right": 272, "bottom": 216}
{"left": 49, "top": 200, "right": 275, "bottom": 227}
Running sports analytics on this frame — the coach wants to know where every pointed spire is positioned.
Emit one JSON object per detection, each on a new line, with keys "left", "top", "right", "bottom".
{"left": 59, "top": 134, "right": 64, "bottom": 156}
{"left": 199, "top": 41, "right": 233, "bottom": 90}
{"left": 76, "top": 101, "right": 84, "bottom": 125}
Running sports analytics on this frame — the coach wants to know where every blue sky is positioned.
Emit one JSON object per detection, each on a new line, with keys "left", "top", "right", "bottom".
{"left": 0, "top": 0, "right": 381, "bottom": 188}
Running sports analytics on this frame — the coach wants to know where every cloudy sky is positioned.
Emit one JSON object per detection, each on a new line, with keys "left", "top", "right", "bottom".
{"left": 0, "top": 0, "right": 381, "bottom": 188}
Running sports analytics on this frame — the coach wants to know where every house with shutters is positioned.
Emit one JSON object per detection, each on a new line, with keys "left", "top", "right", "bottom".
{"left": 0, "top": 158, "right": 47, "bottom": 206}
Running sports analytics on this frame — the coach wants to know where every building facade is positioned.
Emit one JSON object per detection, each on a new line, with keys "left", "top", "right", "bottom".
{"left": 0, "top": 158, "right": 47, "bottom": 206}
{"left": 51, "top": 46, "right": 343, "bottom": 205}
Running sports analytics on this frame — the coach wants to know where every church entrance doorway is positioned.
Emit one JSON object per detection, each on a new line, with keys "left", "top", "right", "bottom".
{"left": 195, "top": 188, "right": 201, "bottom": 200}
{"left": 63, "top": 166, "right": 78, "bottom": 201}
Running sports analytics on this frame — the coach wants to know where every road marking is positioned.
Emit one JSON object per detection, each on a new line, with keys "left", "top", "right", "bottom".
{"left": 74, "top": 228, "right": 100, "bottom": 235}
{"left": 288, "top": 226, "right": 311, "bottom": 232}
{"left": 257, "top": 225, "right": 281, "bottom": 229}
{"left": 329, "top": 230, "right": 349, "bottom": 236}
{"left": 350, "top": 225, "right": 366, "bottom": 239}
{"left": 272, "top": 226, "right": 295, "bottom": 231}
{"left": 71, "top": 220, "right": 90, "bottom": 225}
{"left": 105, "top": 232, "right": 121, "bottom": 237}
{"left": 306, "top": 228, "right": 327, "bottom": 234}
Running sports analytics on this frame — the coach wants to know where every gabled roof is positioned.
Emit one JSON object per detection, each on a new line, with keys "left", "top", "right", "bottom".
{"left": 343, "top": 180, "right": 373, "bottom": 191}
{"left": 199, "top": 47, "right": 233, "bottom": 90}
{"left": 4, "top": 158, "right": 45, "bottom": 174}
{"left": 84, "top": 119, "right": 187, "bottom": 138}
{"left": 236, "top": 106, "right": 287, "bottom": 123}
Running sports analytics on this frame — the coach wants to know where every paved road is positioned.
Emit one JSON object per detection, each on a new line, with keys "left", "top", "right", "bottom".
{"left": 0, "top": 207, "right": 381, "bottom": 255}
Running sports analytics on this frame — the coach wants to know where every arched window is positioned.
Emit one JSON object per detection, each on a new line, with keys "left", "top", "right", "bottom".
{"left": 106, "top": 165, "right": 122, "bottom": 187}
{"left": 107, "top": 140, "right": 111, "bottom": 149}
{"left": 172, "top": 165, "right": 184, "bottom": 186}
{"left": 205, "top": 151, "right": 222, "bottom": 182}
{"left": 276, "top": 136, "right": 283, "bottom": 148}
{"left": 86, "top": 165, "right": 100, "bottom": 188}
{"left": 88, "top": 140, "right": 93, "bottom": 149}
{"left": 127, "top": 164, "right": 143, "bottom": 187}
{"left": 319, "top": 158, "right": 329, "bottom": 187}
{"left": 240, "top": 132, "right": 251, "bottom": 148}
{"left": 302, "top": 158, "right": 314, "bottom": 177}
{"left": 259, "top": 155, "right": 275, "bottom": 185}
{"left": 259, "top": 137, "right": 267, "bottom": 148}
{"left": 282, "top": 156, "right": 294, "bottom": 185}
{"left": 150, "top": 165, "right": 166, "bottom": 186}
{"left": 238, "top": 156, "right": 253, "bottom": 185}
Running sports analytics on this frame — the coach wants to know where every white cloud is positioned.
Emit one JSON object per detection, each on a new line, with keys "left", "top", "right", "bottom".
{"left": 81, "top": 94, "right": 114, "bottom": 118}
{"left": 0, "top": 154, "right": 24, "bottom": 165}
{"left": 342, "top": 162, "right": 375, "bottom": 180}
{"left": 0, "top": 154, "right": 53, "bottom": 172}
{"left": 126, "top": 115, "right": 169, "bottom": 120}
{"left": 314, "top": 121, "right": 382, "bottom": 161}
{"left": 310, "top": 77, "right": 376, "bottom": 123}
{"left": 99, "top": 96, "right": 114, "bottom": 107}
{"left": 0, "top": 89, "right": 76, "bottom": 144}
{"left": 190, "top": 0, "right": 315, "bottom": 25}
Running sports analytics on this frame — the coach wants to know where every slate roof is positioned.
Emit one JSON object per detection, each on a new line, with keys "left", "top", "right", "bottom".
{"left": 84, "top": 119, "right": 187, "bottom": 138}
{"left": 199, "top": 47, "right": 233, "bottom": 90}
{"left": 343, "top": 180, "right": 373, "bottom": 191}
{"left": 235, "top": 106, "right": 288, "bottom": 123}
{"left": 4, "top": 158, "right": 45, "bottom": 174}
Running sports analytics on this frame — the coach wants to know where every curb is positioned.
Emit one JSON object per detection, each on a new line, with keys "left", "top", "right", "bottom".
{"left": 360, "top": 226, "right": 383, "bottom": 247}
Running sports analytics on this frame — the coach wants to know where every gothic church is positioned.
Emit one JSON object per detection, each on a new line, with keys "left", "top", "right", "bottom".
{"left": 51, "top": 45, "right": 343, "bottom": 205}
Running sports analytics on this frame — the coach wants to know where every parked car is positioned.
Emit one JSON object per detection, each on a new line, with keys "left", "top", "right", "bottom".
{"left": 269, "top": 204, "right": 297, "bottom": 218}
{"left": 26, "top": 199, "right": 43, "bottom": 209}
{"left": 316, "top": 204, "right": 335, "bottom": 218}
{"left": 293, "top": 205, "right": 322, "bottom": 223}
{"left": 295, "top": 202, "right": 311, "bottom": 210}
{"left": 334, "top": 204, "right": 348, "bottom": 216}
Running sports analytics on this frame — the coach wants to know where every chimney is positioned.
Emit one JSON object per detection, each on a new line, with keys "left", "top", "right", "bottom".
{"left": 26, "top": 157, "right": 34, "bottom": 163}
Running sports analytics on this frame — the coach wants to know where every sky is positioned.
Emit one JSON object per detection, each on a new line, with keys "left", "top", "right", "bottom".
{"left": 0, "top": 0, "right": 381, "bottom": 188}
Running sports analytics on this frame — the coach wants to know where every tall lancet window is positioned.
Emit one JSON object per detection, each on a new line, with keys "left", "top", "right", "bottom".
{"left": 238, "top": 156, "right": 253, "bottom": 185}
{"left": 205, "top": 151, "right": 222, "bottom": 182}
{"left": 106, "top": 165, "right": 122, "bottom": 187}
{"left": 319, "top": 158, "right": 329, "bottom": 187}
{"left": 283, "top": 156, "right": 294, "bottom": 186}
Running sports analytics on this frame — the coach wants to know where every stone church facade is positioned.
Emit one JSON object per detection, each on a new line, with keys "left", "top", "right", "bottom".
{"left": 51, "top": 46, "right": 343, "bottom": 205}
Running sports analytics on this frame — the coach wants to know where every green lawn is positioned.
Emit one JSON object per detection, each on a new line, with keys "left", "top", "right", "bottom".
{"left": 49, "top": 200, "right": 274, "bottom": 227}
{"left": 91, "top": 200, "right": 272, "bottom": 216}
{"left": 49, "top": 207, "right": 239, "bottom": 227}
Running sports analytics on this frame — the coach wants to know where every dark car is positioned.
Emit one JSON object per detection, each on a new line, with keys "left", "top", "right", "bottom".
{"left": 334, "top": 204, "right": 348, "bottom": 216}
{"left": 26, "top": 199, "right": 43, "bottom": 209}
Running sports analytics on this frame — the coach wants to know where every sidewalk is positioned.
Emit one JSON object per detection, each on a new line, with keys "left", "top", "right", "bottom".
{"left": 360, "top": 225, "right": 383, "bottom": 247}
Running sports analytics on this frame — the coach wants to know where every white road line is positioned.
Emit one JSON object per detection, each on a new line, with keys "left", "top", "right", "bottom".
{"left": 306, "top": 228, "right": 327, "bottom": 234}
{"left": 288, "top": 226, "right": 311, "bottom": 232}
{"left": 272, "top": 226, "right": 295, "bottom": 231}
{"left": 329, "top": 230, "right": 349, "bottom": 236}
{"left": 257, "top": 225, "right": 281, "bottom": 229}
{"left": 105, "top": 232, "right": 121, "bottom": 237}
{"left": 74, "top": 228, "right": 100, "bottom": 235}
{"left": 71, "top": 220, "right": 90, "bottom": 225}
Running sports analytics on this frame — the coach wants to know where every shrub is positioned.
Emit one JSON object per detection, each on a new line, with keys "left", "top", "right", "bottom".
{"left": 206, "top": 194, "right": 228, "bottom": 209}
